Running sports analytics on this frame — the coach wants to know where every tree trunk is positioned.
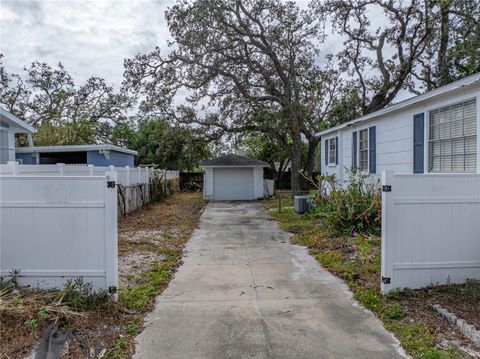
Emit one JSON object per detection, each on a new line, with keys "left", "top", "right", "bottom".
{"left": 290, "top": 123, "right": 304, "bottom": 196}
{"left": 305, "top": 138, "right": 319, "bottom": 178}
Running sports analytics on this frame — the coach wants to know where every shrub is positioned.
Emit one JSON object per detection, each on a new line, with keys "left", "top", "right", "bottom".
{"left": 309, "top": 169, "right": 381, "bottom": 235}
{"left": 60, "top": 277, "right": 109, "bottom": 311}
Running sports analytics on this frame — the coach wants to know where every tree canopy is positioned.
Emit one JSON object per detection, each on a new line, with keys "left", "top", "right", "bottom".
{"left": 1, "top": 0, "right": 479, "bottom": 184}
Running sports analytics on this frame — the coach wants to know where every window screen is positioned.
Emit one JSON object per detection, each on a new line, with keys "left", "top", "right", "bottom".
{"left": 359, "top": 129, "right": 368, "bottom": 170}
{"left": 429, "top": 99, "right": 477, "bottom": 172}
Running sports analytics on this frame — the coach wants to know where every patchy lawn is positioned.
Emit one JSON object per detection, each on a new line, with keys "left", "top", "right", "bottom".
{"left": 265, "top": 202, "right": 480, "bottom": 359}
{"left": 0, "top": 192, "right": 205, "bottom": 359}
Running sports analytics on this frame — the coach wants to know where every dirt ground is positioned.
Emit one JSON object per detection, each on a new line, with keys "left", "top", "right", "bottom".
{"left": 399, "top": 284, "right": 480, "bottom": 355}
{"left": 0, "top": 192, "right": 205, "bottom": 359}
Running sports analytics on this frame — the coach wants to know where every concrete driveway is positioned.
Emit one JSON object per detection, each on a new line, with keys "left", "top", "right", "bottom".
{"left": 134, "top": 202, "right": 405, "bottom": 359}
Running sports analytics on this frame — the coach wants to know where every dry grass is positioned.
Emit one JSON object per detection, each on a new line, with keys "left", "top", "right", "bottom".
{"left": 0, "top": 192, "right": 206, "bottom": 359}
{"left": 268, "top": 206, "right": 480, "bottom": 358}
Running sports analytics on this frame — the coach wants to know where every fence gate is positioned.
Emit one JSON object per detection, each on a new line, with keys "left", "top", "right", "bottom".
{"left": 381, "top": 171, "right": 480, "bottom": 293}
{"left": 0, "top": 175, "right": 118, "bottom": 291}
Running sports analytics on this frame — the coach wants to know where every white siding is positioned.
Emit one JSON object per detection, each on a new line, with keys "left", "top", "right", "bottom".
{"left": 203, "top": 167, "right": 214, "bottom": 200}
{"left": 321, "top": 87, "right": 480, "bottom": 179}
{"left": 0, "top": 129, "right": 15, "bottom": 164}
{"left": 253, "top": 167, "right": 264, "bottom": 199}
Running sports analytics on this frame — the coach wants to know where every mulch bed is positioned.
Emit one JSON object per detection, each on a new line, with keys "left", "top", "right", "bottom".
{"left": 399, "top": 284, "right": 480, "bottom": 353}
{"left": 0, "top": 192, "right": 206, "bottom": 359}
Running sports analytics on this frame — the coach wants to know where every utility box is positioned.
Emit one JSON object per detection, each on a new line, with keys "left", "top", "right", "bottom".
{"left": 294, "top": 195, "right": 310, "bottom": 214}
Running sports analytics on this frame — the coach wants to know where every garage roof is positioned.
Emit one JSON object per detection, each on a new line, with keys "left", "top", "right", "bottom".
{"left": 200, "top": 154, "right": 269, "bottom": 167}
{"left": 16, "top": 144, "right": 138, "bottom": 155}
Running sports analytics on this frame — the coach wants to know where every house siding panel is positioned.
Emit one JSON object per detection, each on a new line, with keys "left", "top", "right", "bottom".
{"left": 86, "top": 150, "right": 134, "bottom": 167}
{"left": 321, "top": 86, "right": 480, "bottom": 180}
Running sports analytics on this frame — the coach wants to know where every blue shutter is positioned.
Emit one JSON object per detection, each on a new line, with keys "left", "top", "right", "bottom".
{"left": 413, "top": 113, "right": 425, "bottom": 173}
{"left": 352, "top": 131, "right": 357, "bottom": 168}
{"left": 369, "top": 126, "right": 376, "bottom": 173}
{"left": 324, "top": 139, "right": 328, "bottom": 166}
{"left": 335, "top": 137, "right": 339, "bottom": 165}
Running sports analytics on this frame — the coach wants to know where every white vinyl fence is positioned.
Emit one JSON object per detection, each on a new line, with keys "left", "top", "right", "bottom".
{"left": 0, "top": 163, "right": 179, "bottom": 215}
{"left": 0, "top": 175, "right": 118, "bottom": 290}
{"left": 381, "top": 171, "right": 480, "bottom": 293}
{"left": 0, "top": 162, "right": 152, "bottom": 186}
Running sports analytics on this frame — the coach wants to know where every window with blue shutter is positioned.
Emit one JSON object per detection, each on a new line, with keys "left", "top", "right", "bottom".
{"left": 413, "top": 113, "right": 424, "bottom": 173}
{"left": 352, "top": 131, "right": 357, "bottom": 168}
{"left": 369, "top": 126, "right": 376, "bottom": 173}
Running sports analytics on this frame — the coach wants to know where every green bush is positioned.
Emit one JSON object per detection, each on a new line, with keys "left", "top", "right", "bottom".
{"left": 310, "top": 169, "right": 381, "bottom": 235}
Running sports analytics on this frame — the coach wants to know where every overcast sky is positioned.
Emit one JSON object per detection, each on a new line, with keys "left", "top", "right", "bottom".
{"left": 1, "top": 0, "right": 174, "bottom": 87}
{"left": 1, "top": 0, "right": 411, "bottom": 102}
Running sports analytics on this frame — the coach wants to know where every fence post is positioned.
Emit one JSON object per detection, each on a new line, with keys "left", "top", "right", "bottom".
{"left": 108, "top": 166, "right": 116, "bottom": 181}
{"left": 57, "top": 163, "right": 65, "bottom": 176}
{"left": 7, "top": 161, "right": 19, "bottom": 175}
{"left": 125, "top": 166, "right": 130, "bottom": 186}
{"left": 138, "top": 167, "right": 141, "bottom": 184}
{"left": 88, "top": 164, "right": 94, "bottom": 176}
{"left": 104, "top": 175, "right": 118, "bottom": 294}
{"left": 381, "top": 170, "right": 394, "bottom": 294}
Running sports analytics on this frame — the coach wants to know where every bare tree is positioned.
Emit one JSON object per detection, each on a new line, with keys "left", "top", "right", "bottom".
{"left": 124, "top": 0, "right": 342, "bottom": 194}
{"left": 315, "top": 0, "right": 431, "bottom": 114}
{"left": 0, "top": 59, "right": 130, "bottom": 142}
{"left": 417, "top": 0, "right": 480, "bottom": 90}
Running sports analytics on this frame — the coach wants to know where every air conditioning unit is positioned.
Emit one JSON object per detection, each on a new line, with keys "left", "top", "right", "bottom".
{"left": 294, "top": 195, "right": 310, "bottom": 214}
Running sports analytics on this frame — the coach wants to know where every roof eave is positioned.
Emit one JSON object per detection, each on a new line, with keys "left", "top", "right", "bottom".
{"left": 0, "top": 108, "right": 36, "bottom": 134}
{"left": 316, "top": 73, "right": 480, "bottom": 138}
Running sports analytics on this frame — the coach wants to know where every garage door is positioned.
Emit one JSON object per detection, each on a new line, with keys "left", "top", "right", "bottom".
{"left": 213, "top": 167, "right": 254, "bottom": 200}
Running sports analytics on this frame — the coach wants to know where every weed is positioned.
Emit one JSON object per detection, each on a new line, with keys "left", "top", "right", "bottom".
{"left": 385, "top": 322, "right": 449, "bottom": 359}
{"left": 126, "top": 322, "right": 138, "bottom": 336}
{"left": 119, "top": 262, "right": 172, "bottom": 311}
{"left": 117, "top": 336, "right": 127, "bottom": 350}
{"left": 60, "top": 277, "right": 109, "bottom": 311}
{"left": 106, "top": 335, "right": 128, "bottom": 358}
{"left": 24, "top": 316, "right": 38, "bottom": 331}
{"left": 309, "top": 169, "right": 381, "bottom": 235}
{"left": 354, "top": 289, "right": 383, "bottom": 313}
{"left": 315, "top": 251, "right": 344, "bottom": 273}
{"left": 386, "top": 289, "right": 401, "bottom": 301}
{"left": 36, "top": 308, "right": 49, "bottom": 321}
{"left": 384, "top": 303, "right": 405, "bottom": 320}
{"left": 0, "top": 269, "right": 21, "bottom": 291}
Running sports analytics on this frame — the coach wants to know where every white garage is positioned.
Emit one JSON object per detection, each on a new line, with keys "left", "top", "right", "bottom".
{"left": 200, "top": 154, "right": 270, "bottom": 201}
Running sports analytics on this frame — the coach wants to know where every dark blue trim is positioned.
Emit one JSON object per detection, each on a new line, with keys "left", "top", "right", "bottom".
{"left": 352, "top": 131, "right": 357, "bottom": 168}
{"left": 369, "top": 126, "right": 376, "bottom": 173}
{"left": 324, "top": 139, "right": 328, "bottom": 166}
{"left": 413, "top": 113, "right": 425, "bottom": 173}
{"left": 335, "top": 137, "right": 339, "bottom": 165}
